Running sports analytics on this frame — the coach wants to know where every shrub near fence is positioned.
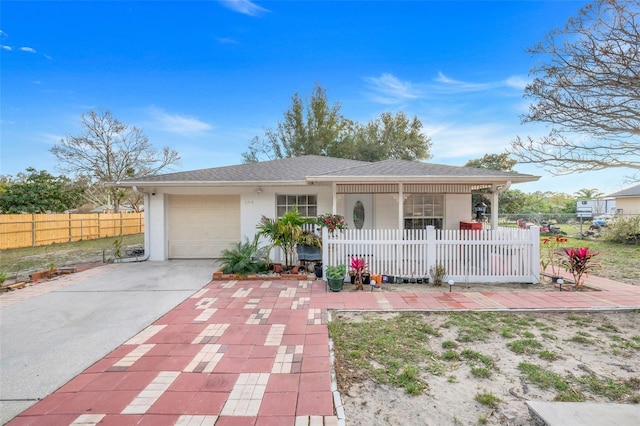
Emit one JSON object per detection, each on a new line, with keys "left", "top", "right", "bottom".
{"left": 0, "top": 213, "right": 144, "bottom": 250}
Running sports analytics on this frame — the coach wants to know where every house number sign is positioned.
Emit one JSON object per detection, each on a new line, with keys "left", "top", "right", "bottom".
{"left": 353, "top": 200, "right": 365, "bottom": 230}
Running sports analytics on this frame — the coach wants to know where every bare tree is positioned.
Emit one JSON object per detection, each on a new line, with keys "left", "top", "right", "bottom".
{"left": 510, "top": 0, "right": 639, "bottom": 178}
{"left": 51, "top": 110, "right": 180, "bottom": 212}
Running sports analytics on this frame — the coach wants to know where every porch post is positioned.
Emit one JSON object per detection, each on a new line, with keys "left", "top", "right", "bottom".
{"left": 491, "top": 188, "right": 499, "bottom": 229}
{"left": 398, "top": 183, "right": 404, "bottom": 231}
{"left": 332, "top": 182, "right": 337, "bottom": 215}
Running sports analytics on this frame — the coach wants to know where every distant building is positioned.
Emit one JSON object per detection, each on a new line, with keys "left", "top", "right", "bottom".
{"left": 607, "top": 184, "right": 640, "bottom": 215}
{"left": 576, "top": 198, "right": 616, "bottom": 218}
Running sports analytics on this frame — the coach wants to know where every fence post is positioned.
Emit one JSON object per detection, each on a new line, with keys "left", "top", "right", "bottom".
{"left": 426, "top": 226, "right": 436, "bottom": 275}
{"left": 31, "top": 214, "right": 36, "bottom": 247}
{"left": 322, "top": 228, "right": 328, "bottom": 279}
{"left": 530, "top": 226, "right": 541, "bottom": 283}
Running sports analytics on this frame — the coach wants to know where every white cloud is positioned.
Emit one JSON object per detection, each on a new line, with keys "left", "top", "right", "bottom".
{"left": 20, "top": 46, "right": 37, "bottom": 53}
{"left": 219, "top": 0, "right": 268, "bottom": 17}
{"left": 148, "top": 107, "right": 213, "bottom": 136}
{"left": 216, "top": 37, "right": 239, "bottom": 45}
{"left": 364, "top": 73, "right": 421, "bottom": 104}
{"left": 1, "top": 45, "right": 11, "bottom": 51}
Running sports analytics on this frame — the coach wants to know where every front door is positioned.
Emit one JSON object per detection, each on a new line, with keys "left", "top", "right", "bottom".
{"left": 344, "top": 194, "right": 373, "bottom": 230}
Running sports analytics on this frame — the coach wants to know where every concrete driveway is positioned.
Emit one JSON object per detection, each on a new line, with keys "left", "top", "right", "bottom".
{"left": 0, "top": 260, "right": 214, "bottom": 425}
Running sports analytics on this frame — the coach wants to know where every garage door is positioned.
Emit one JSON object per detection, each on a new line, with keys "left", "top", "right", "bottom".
{"left": 168, "top": 195, "right": 240, "bottom": 258}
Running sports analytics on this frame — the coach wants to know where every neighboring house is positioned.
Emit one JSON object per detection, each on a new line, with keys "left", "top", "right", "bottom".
{"left": 607, "top": 184, "right": 640, "bottom": 215}
{"left": 117, "top": 155, "right": 539, "bottom": 262}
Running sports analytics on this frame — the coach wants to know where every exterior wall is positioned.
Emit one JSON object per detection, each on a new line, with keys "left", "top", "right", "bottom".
{"left": 144, "top": 185, "right": 476, "bottom": 260}
{"left": 374, "top": 194, "right": 398, "bottom": 228}
{"left": 445, "top": 194, "right": 472, "bottom": 229}
{"left": 615, "top": 197, "right": 640, "bottom": 215}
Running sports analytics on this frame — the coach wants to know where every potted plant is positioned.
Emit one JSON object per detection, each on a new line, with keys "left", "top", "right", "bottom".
{"left": 256, "top": 206, "right": 314, "bottom": 272}
{"left": 296, "top": 230, "right": 322, "bottom": 262}
{"left": 561, "top": 246, "right": 601, "bottom": 290}
{"left": 326, "top": 264, "right": 346, "bottom": 292}
{"left": 349, "top": 256, "right": 369, "bottom": 290}
{"left": 316, "top": 213, "right": 347, "bottom": 235}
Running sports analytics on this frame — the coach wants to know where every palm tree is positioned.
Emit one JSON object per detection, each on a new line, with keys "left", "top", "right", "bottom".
{"left": 574, "top": 188, "right": 604, "bottom": 200}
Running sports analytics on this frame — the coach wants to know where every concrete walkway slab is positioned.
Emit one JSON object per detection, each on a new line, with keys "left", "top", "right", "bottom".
{"left": 526, "top": 401, "right": 640, "bottom": 426}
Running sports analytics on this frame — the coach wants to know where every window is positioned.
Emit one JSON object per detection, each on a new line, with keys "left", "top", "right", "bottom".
{"left": 276, "top": 194, "right": 318, "bottom": 217}
{"left": 403, "top": 194, "right": 444, "bottom": 230}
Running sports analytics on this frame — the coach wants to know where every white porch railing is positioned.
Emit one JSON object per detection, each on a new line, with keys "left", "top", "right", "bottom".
{"left": 322, "top": 226, "right": 541, "bottom": 283}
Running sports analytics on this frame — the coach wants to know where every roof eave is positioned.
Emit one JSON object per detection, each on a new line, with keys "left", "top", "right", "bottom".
{"left": 306, "top": 175, "right": 540, "bottom": 184}
{"left": 113, "top": 180, "right": 309, "bottom": 187}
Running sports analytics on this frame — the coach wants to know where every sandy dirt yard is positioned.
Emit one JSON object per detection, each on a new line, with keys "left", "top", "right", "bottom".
{"left": 331, "top": 310, "right": 640, "bottom": 426}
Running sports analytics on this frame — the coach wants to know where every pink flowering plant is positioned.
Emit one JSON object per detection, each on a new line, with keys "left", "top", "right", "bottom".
{"left": 349, "top": 256, "right": 369, "bottom": 290}
{"left": 560, "top": 247, "right": 601, "bottom": 289}
{"left": 317, "top": 213, "right": 347, "bottom": 235}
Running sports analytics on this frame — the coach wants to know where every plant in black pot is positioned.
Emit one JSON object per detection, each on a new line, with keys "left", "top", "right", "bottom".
{"left": 326, "top": 264, "right": 346, "bottom": 292}
{"left": 349, "top": 256, "right": 369, "bottom": 290}
{"left": 296, "top": 230, "right": 322, "bottom": 263}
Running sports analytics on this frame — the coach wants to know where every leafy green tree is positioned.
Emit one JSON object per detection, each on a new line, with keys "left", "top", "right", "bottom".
{"left": 51, "top": 110, "right": 180, "bottom": 212}
{"left": 510, "top": 0, "right": 640, "bottom": 179}
{"left": 243, "top": 83, "right": 353, "bottom": 162}
{"left": 464, "top": 153, "right": 520, "bottom": 213}
{"left": 497, "top": 189, "right": 528, "bottom": 215}
{"left": 243, "top": 83, "right": 432, "bottom": 163}
{"left": 574, "top": 188, "right": 605, "bottom": 200}
{"left": 464, "top": 153, "right": 517, "bottom": 172}
{"left": 351, "top": 112, "right": 432, "bottom": 162}
{"left": 0, "top": 168, "right": 85, "bottom": 213}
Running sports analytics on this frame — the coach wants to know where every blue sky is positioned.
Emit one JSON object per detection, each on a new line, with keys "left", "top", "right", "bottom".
{"left": 0, "top": 0, "right": 629, "bottom": 196}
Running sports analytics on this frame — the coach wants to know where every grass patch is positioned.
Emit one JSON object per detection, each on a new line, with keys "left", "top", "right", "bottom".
{"left": 0, "top": 234, "right": 144, "bottom": 274}
{"left": 329, "top": 312, "right": 442, "bottom": 395}
{"left": 568, "top": 334, "right": 595, "bottom": 345}
{"left": 475, "top": 390, "right": 500, "bottom": 409}
{"left": 576, "top": 375, "right": 631, "bottom": 401}
{"left": 460, "top": 349, "right": 495, "bottom": 368}
{"left": 442, "top": 350, "right": 461, "bottom": 361}
{"left": 507, "top": 338, "right": 543, "bottom": 354}
{"left": 470, "top": 366, "right": 492, "bottom": 379}
{"left": 518, "top": 362, "right": 585, "bottom": 402}
{"left": 442, "top": 340, "right": 458, "bottom": 349}
{"left": 538, "top": 349, "right": 560, "bottom": 361}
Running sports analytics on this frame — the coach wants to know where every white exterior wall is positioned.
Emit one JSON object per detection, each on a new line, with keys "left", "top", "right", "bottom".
{"left": 373, "top": 194, "right": 398, "bottom": 228}
{"left": 445, "top": 194, "right": 472, "bottom": 229}
{"left": 144, "top": 186, "right": 475, "bottom": 260}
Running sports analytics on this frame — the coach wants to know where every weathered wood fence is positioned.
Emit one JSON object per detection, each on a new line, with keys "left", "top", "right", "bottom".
{"left": 322, "top": 226, "right": 541, "bottom": 283}
{"left": 0, "top": 213, "right": 144, "bottom": 250}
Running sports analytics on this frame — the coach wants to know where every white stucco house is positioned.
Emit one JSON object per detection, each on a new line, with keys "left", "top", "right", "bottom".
{"left": 116, "top": 155, "right": 540, "bottom": 269}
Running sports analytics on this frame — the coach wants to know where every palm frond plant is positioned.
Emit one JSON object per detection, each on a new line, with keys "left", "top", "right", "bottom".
{"left": 219, "top": 234, "right": 269, "bottom": 276}
{"left": 256, "top": 206, "right": 314, "bottom": 271}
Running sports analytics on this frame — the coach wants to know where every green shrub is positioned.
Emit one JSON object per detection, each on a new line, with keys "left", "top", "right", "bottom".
{"left": 219, "top": 235, "right": 269, "bottom": 275}
{"left": 604, "top": 215, "right": 640, "bottom": 245}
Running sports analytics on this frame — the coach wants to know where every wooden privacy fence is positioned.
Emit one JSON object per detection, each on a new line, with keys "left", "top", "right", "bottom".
{"left": 0, "top": 213, "right": 144, "bottom": 250}
{"left": 322, "top": 226, "right": 541, "bottom": 283}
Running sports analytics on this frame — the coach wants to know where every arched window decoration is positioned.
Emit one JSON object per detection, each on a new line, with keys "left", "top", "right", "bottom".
{"left": 353, "top": 200, "right": 365, "bottom": 229}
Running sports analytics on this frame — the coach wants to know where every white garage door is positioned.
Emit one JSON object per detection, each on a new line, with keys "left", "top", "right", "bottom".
{"left": 168, "top": 195, "right": 240, "bottom": 259}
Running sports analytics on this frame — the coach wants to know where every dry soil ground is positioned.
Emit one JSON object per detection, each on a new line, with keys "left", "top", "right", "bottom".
{"left": 332, "top": 310, "right": 640, "bottom": 426}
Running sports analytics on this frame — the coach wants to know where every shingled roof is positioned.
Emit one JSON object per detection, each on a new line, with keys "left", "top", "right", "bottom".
{"left": 117, "top": 155, "right": 538, "bottom": 186}
{"left": 607, "top": 184, "right": 640, "bottom": 198}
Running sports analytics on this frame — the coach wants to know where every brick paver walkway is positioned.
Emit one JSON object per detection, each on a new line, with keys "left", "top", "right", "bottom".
{"left": 6, "top": 274, "right": 640, "bottom": 426}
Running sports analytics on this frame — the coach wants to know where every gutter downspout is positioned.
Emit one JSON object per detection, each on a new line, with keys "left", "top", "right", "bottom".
{"left": 115, "top": 185, "right": 150, "bottom": 263}
{"left": 490, "top": 181, "right": 511, "bottom": 229}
